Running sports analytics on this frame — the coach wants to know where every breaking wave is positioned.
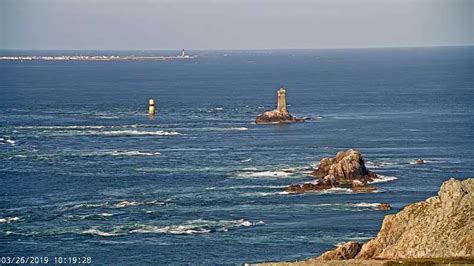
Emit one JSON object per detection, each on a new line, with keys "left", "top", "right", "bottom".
{"left": 319, "top": 187, "right": 354, "bottom": 194}
{"left": 64, "top": 213, "right": 114, "bottom": 220}
{"left": 235, "top": 170, "right": 294, "bottom": 178}
{"left": 0, "top": 217, "right": 20, "bottom": 223}
{"left": 61, "top": 199, "right": 168, "bottom": 211}
{"left": 352, "top": 202, "right": 382, "bottom": 208}
{"left": 409, "top": 159, "right": 436, "bottom": 165}
{"left": 369, "top": 175, "right": 398, "bottom": 184}
{"left": 82, "top": 228, "right": 124, "bottom": 237}
{"left": 195, "top": 127, "right": 249, "bottom": 131}
{"left": 0, "top": 137, "right": 16, "bottom": 145}
{"left": 82, "top": 219, "right": 264, "bottom": 237}
{"left": 82, "top": 150, "right": 161, "bottom": 157}
{"left": 241, "top": 191, "right": 290, "bottom": 197}
{"left": 13, "top": 124, "right": 163, "bottom": 130}
{"left": 12, "top": 125, "right": 181, "bottom": 137}
{"left": 365, "top": 160, "right": 397, "bottom": 169}
{"left": 84, "top": 130, "right": 181, "bottom": 136}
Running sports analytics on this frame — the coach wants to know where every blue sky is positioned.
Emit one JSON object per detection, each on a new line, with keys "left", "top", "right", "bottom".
{"left": 1, "top": 0, "right": 472, "bottom": 50}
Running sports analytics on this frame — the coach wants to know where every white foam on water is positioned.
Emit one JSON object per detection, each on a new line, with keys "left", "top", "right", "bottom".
{"left": 98, "top": 213, "right": 113, "bottom": 217}
{"left": 61, "top": 199, "right": 167, "bottom": 211}
{"left": 0, "top": 217, "right": 20, "bottom": 223}
{"left": 106, "top": 150, "right": 161, "bottom": 156}
{"left": 198, "top": 127, "right": 249, "bottom": 131}
{"left": 128, "top": 218, "right": 263, "bottom": 235}
{"left": 238, "top": 220, "right": 252, "bottom": 227}
{"left": 61, "top": 202, "right": 109, "bottom": 211}
{"left": 366, "top": 160, "right": 397, "bottom": 169}
{"left": 0, "top": 137, "right": 16, "bottom": 145}
{"left": 82, "top": 229, "right": 123, "bottom": 237}
{"left": 352, "top": 202, "right": 382, "bottom": 208}
{"left": 112, "top": 200, "right": 142, "bottom": 208}
{"left": 97, "top": 130, "right": 181, "bottom": 136}
{"left": 32, "top": 128, "right": 181, "bottom": 137}
{"left": 241, "top": 190, "right": 291, "bottom": 197}
{"left": 369, "top": 175, "right": 398, "bottom": 184}
{"left": 210, "top": 185, "right": 288, "bottom": 191}
{"left": 409, "top": 159, "right": 436, "bottom": 165}
{"left": 241, "top": 158, "right": 252, "bottom": 162}
{"left": 130, "top": 225, "right": 211, "bottom": 235}
{"left": 320, "top": 187, "right": 354, "bottom": 194}
{"left": 15, "top": 125, "right": 106, "bottom": 130}
{"left": 235, "top": 170, "right": 293, "bottom": 178}
{"left": 66, "top": 213, "right": 114, "bottom": 220}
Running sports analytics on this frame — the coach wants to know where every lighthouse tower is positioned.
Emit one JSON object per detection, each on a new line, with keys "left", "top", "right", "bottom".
{"left": 277, "top": 87, "right": 287, "bottom": 113}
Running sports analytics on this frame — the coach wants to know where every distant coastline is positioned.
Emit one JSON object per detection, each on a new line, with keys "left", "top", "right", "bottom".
{"left": 0, "top": 55, "right": 196, "bottom": 61}
{"left": 0, "top": 50, "right": 196, "bottom": 61}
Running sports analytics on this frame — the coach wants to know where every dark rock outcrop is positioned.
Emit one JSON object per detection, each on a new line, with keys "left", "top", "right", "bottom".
{"left": 287, "top": 149, "right": 378, "bottom": 193}
{"left": 318, "top": 242, "right": 362, "bottom": 260}
{"left": 317, "top": 178, "right": 474, "bottom": 260}
{"left": 255, "top": 110, "right": 305, "bottom": 124}
{"left": 375, "top": 203, "right": 391, "bottom": 211}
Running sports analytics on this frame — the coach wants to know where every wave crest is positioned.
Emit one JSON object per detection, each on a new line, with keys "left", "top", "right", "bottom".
{"left": 0, "top": 137, "right": 16, "bottom": 145}
{"left": 369, "top": 175, "right": 398, "bottom": 184}
{"left": 81, "top": 219, "right": 264, "bottom": 237}
{"left": 0, "top": 217, "right": 20, "bottom": 223}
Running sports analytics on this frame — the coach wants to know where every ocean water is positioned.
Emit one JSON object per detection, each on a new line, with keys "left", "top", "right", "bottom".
{"left": 0, "top": 47, "right": 473, "bottom": 264}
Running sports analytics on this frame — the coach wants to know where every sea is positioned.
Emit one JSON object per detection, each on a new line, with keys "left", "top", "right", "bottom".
{"left": 1, "top": 47, "right": 473, "bottom": 264}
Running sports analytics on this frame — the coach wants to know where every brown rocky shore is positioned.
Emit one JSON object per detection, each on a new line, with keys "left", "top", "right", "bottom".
{"left": 256, "top": 178, "right": 474, "bottom": 265}
{"left": 287, "top": 149, "right": 381, "bottom": 193}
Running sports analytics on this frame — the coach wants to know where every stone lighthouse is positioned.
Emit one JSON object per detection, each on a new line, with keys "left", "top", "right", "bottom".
{"left": 277, "top": 87, "right": 287, "bottom": 113}
{"left": 255, "top": 86, "right": 304, "bottom": 124}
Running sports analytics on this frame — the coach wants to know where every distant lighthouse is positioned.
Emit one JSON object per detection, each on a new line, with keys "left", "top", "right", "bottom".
{"left": 277, "top": 87, "right": 287, "bottom": 113}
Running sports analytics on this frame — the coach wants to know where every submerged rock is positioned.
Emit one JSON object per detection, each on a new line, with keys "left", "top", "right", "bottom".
{"left": 255, "top": 87, "right": 305, "bottom": 124}
{"left": 375, "top": 203, "right": 391, "bottom": 211}
{"left": 415, "top": 159, "right": 425, "bottom": 164}
{"left": 317, "top": 178, "right": 474, "bottom": 260}
{"left": 286, "top": 149, "right": 378, "bottom": 193}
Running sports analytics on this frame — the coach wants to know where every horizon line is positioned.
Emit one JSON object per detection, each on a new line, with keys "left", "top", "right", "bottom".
{"left": 1, "top": 44, "right": 473, "bottom": 52}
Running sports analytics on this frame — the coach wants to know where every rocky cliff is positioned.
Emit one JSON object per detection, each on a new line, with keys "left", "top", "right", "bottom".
{"left": 318, "top": 178, "right": 474, "bottom": 260}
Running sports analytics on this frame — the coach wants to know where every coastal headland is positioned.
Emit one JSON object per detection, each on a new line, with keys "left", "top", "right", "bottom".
{"left": 257, "top": 177, "right": 474, "bottom": 265}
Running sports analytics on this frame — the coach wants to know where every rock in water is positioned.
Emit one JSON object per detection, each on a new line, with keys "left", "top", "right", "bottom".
{"left": 255, "top": 110, "right": 304, "bottom": 124}
{"left": 312, "top": 149, "right": 378, "bottom": 184}
{"left": 317, "top": 178, "right": 474, "bottom": 260}
{"left": 287, "top": 149, "right": 378, "bottom": 193}
{"left": 375, "top": 203, "right": 391, "bottom": 211}
{"left": 255, "top": 87, "right": 305, "bottom": 124}
{"left": 415, "top": 159, "right": 425, "bottom": 164}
